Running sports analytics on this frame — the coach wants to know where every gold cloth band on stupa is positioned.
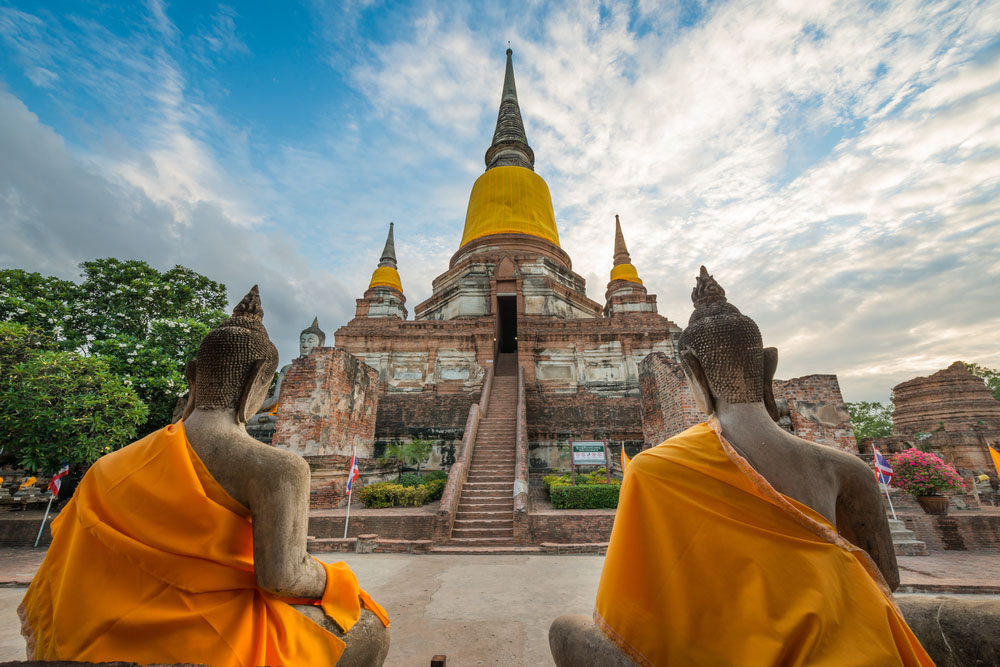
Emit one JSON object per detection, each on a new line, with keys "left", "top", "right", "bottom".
{"left": 368, "top": 266, "right": 403, "bottom": 293}
{"left": 459, "top": 165, "right": 560, "bottom": 248}
{"left": 610, "top": 263, "right": 642, "bottom": 285}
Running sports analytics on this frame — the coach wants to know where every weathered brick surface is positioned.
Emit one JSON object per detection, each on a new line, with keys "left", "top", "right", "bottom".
{"left": 271, "top": 348, "right": 378, "bottom": 457}
{"left": 529, "top": 510, "right": 616, "bottom": 543}
{"left": 304, "top": 454, "right": 397, "bottom": 509}
{"left": 639, "top": 353, "right": 856, "bottom": 452}
{"left": 307, "top": 513, "right": 435, "bottom": 540}
{"left": 638, "top": 352, "right": 702, "bottom": 447}
{"left": 772, "top": 374, "right": 857, "bottom": 452}
{"left": 900, "top": 512, "right": 1000, "bottom": 551}
{"left": 879, "top": 362, "right": 1000, "bottom": 484}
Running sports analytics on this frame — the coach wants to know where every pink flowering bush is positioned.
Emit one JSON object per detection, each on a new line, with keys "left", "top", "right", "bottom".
{"left": 889, "top": 449, "right": 966, "bottom": 496}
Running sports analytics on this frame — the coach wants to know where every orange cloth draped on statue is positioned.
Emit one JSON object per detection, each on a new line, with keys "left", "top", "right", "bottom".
{"left": 18, "top": 422, "right": 388, "bottom": 666}
{"left": 594, "top": 421, "right": 932, "bottom": 667}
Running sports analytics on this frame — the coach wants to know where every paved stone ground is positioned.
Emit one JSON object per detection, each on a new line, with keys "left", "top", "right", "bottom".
{"left": 1, "top": 550, "right": 998, "bottom": 665}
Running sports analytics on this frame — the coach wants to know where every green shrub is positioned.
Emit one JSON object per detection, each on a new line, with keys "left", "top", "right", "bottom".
{"left": 358, "top": 477, "right": 446, "bottom": 508}
{"left": 422, "top": 470, "right": 448, "bottom": 482}
{"left": 423, "top": 477, "right": 447, "bottom": 502}
{"left": 0, "top": 350, "right": 148, "bottom": 471}
{"left": 398, "top": 472, "right": 424, "bottom": 487}
{"left": 543, "top": 473, "right": 571, "bottom": 491}
{"left": 550, "top": 483, "right": 620, "bottom": 509}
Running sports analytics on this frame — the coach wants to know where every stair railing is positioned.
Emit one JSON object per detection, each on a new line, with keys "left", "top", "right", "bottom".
{"left": 513, "top": 364, "right": 530, "bottom": 543}
{"left": 435, "top": 361, "right": 495, "bottom": 542}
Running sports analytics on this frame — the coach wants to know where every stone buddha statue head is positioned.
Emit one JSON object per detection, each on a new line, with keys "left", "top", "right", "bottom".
{"left": 299, "top": 317, "right": 325, "bottom": 358}
{"left": 183, "top": 285, "right": 280, "bottom": 424}
{"left": 678, "top": 266, "right": 779, "bottom": 420}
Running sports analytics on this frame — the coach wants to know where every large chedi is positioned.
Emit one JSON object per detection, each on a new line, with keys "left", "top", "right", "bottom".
{"left": 336, "top": 49, "right": 680, "bottom": 470}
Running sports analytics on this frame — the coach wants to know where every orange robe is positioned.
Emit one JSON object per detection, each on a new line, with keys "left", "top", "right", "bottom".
{"left": 18, "top": 422, "right": 387, "bottom": 666}
{"left": 595, "top": 421, "right": 932, "bottom": 667}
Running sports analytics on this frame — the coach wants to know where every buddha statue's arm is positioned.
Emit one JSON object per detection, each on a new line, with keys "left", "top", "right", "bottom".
{"left": 247, "top": 452, "right": 327, "bottom": 599}
{"left": 835, "top": 461, "right": 900, "bottom": 591}
{"left": 256, "top": 365, "right": 287, "bottom": 414}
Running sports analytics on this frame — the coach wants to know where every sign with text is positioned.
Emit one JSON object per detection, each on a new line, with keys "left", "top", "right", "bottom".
{"left": 572, "top": 441, "right": 607, "bottom": 465}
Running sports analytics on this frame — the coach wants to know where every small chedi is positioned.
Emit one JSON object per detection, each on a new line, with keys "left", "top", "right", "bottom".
{"left": 549, "top": 267, "right": 931, "bottom": 666}
{"left": 18, "top": 286, "right": 389, "bottom": 666}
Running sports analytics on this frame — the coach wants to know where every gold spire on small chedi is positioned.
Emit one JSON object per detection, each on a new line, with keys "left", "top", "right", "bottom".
{"left": 604, "top": 215, "right": 656, "bottom": 317}
{"left": 358, "top": 222, "right": 408, "bottom": 320}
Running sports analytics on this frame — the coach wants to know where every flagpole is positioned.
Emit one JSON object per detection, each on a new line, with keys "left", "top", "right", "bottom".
{"left": 35, "top": 495, "right": 54, "bottom": 547}
{"left": 343, "top": 485, "right": 353, "bottom": 539}
{"left": 872, "top": 445, "right": 897, "bottom": 520}
{"left": 343, "top": 446, "right": 357, "bottom": 539}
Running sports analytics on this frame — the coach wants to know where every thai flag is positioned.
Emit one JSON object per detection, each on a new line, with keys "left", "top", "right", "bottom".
{"left": 346, "top": 448, "right": 360, "bottom": 495}
{"left": 48, "top": 463, "right": 69, "bottom": 495}
{"left": 873, "top": 448, "right": 893, "bottom": 485}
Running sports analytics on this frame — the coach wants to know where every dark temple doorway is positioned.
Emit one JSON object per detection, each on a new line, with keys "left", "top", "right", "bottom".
{"left": 497, "top": 295, "right": 517, "bottom": 354}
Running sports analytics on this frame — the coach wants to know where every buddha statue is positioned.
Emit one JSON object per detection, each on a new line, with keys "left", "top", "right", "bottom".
{"left": 549, "top": 267, "right": 931, "bottom": 666}
{"left": 19, "top": 287, "right": 389, "bottom": 666}
{"left": 256, "top": 316, "right": 326, "bottom": 415}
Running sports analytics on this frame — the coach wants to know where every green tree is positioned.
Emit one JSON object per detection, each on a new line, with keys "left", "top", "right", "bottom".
{"left": 408, "top": 438, "right": 435, "bottom": 476}
{"left": 846, "top": 401, "right": 895, "bottom": 440}
{"left": 963, "top": 362, "right": 1000, "bottom": 401}
{"left": 0, "top": 325, "right": 148, "bottom": 472}
{"left": 1, "top": 259, "right": 227, "bottom": 432}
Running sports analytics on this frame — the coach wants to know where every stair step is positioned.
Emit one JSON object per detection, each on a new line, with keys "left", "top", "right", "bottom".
{"left": 430, "top": 545, "right": 541, "bottom": 554}
{"left": 450, "top": 529, "right": 515, "bottom": 539}
{"left": 454, "top": 519, "right": 514, "bottom": 529}
{"left": 456, "top": 502, "right": 514, "bottom": 511}
{"left": 441, "top": 537, "right": 519, "bottom": 546}
{"left": 456, "top": 511, "right": 513, "bottom": 520}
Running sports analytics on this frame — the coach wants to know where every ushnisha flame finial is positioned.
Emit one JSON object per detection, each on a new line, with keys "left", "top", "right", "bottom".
{"left": 691, "top": 266, "right": 726, "bottom": 309}
{"left": 232, "top": 285, "right": 264, "bottom": 320}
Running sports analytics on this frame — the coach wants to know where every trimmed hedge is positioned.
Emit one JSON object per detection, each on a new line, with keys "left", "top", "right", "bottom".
{"left": 550, "top": 483, "right": 620, "bottom": 509}
{"left": 358, "top": 476, "right": 447, "bottom": 508}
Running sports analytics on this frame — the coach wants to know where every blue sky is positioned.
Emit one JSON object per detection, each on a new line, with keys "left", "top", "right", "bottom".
{"left": 1, "top": 0, "right": 998, "bottom": 403}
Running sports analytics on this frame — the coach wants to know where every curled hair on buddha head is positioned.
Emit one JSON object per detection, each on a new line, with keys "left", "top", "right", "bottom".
{"left": 184, "top": 285, "right": 280, "bottom": 422}
{"left": 678, "top": 267, "right": 779, "bottom": 416}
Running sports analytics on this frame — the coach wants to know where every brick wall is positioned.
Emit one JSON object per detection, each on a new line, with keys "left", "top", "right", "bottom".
{"left": 900, "top": 512, "right": 1000, "bottom": 551}
{"left": 529, "top": 510, "right": 616, "bottom": 543}
{"left": 305, "top": 454, "right": 398, "bottom": 509}
{"left": 307, "top": 512, "right": 435, "bottom": 540}
{"left": 638, "top": 352, "right": 702, "bottom": 447}
{"left": 639, "top": 353, "right": 857, "bottom": 452}
{"left": 772, "top": 374, "right": 857, "bottom": 452}
{"left": 526, "top": 390, "right": 643, "bottom": 471}
{"left": 272, "top": 348, "right": 378, "bottom": 457}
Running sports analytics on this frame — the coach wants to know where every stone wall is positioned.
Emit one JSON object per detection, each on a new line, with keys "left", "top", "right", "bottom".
{"left": 638, "top": 353, "right": 857, "bottom": 451}
{"left": 272, "top": 347, "right": 379, "bottom": 457}
{"left": 900, "top": 512, "right": 1000, "bottom": 552}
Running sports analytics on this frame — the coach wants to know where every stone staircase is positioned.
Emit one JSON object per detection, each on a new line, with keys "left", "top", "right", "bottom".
{"left": 890, "top": 518, "right": 929, "bottom": 556}
{"left": 436, "top": 353, "right": 519, "bottom": 551}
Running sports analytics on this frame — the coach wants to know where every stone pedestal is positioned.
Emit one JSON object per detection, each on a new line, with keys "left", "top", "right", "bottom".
{"left": 272, "top": 348, "right": 378, "bottom": 457}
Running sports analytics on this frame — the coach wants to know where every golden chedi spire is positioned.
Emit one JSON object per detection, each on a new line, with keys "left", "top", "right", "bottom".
{"left": 368, "top": 222, "right": 403, "bottom": 293}
{"left": 459, "top": 48, "right": 560, "bottom": 250}
{"left": 609, "top": 215, "right": 642, "bottom": 285}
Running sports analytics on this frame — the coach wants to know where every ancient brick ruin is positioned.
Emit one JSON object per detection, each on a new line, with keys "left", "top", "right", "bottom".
{"left": 881, "top": 361, "right": 1000, "bottom": 482}
{"left": 639, "top": 352, "right": 857, "bottom": 452}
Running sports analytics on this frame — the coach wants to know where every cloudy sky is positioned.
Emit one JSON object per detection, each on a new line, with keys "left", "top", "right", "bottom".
{"left": 1, "top": 0, "right": 998, "bottom": 402}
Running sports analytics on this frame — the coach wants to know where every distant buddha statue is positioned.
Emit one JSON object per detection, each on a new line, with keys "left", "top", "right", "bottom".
{"left": 549, "top": 267, "right": 931, "bottom": 666}
{"left": 19, "top": 287, "right": 389, "bottom": 666}
{"left": 257, "top": 316, "right": 326, "bottom": 415}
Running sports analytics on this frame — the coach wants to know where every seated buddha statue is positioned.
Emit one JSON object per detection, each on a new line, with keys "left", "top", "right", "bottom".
{"left": 256, "top": 316, "right": 326, "bottom": 415}
{"left": 549, "top": 267, "right": 932, "bottom": 666}
{"left": 19, "top": 286, "right": 389, "bottom": 666}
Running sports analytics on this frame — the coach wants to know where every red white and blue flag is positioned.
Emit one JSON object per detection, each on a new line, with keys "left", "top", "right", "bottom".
{"left": 346, "top": 448, "right": 360, "bottom": 495}
{"left": 48, "top": 463, "right": 69, "bottom": 495}
{"left": 873, "top": 448, "right": 893, "bottom": 485}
